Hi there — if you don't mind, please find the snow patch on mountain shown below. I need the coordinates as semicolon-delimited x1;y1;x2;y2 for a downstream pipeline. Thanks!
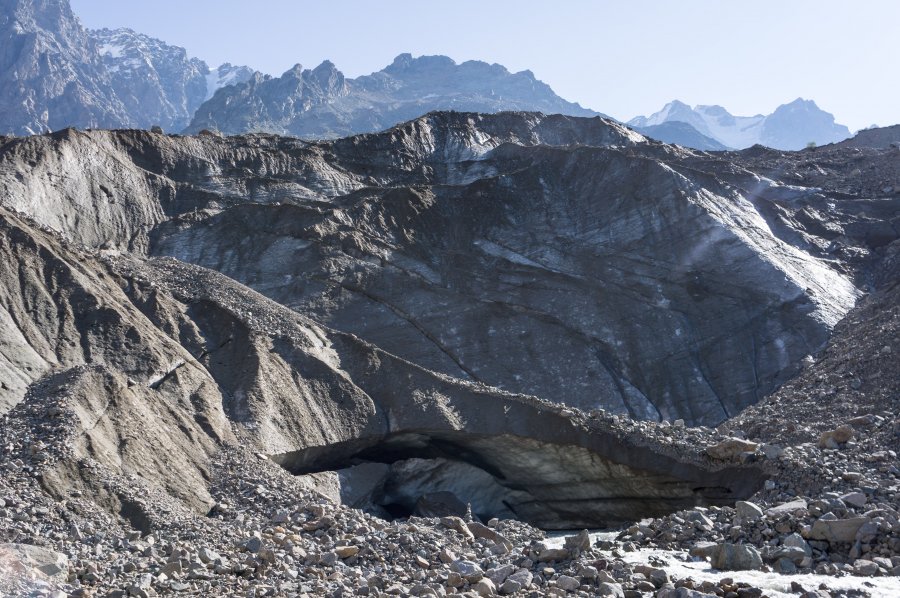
205;64;256;101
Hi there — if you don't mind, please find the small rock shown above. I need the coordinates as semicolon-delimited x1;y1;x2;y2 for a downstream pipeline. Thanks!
735;501;764;522
334;545;359;558
818;425;854;448
473;577;496;596
840;492;867;509
597;581;625;597
556;575;579;591
853;559;879;576
706;438;759;460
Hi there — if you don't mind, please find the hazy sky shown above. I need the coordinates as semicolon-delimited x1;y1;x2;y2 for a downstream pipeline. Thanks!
71;0;897;132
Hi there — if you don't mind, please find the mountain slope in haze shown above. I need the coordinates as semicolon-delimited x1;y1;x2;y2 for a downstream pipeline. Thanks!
186;54;603;138
630;99;852;150
90;28;254;131
0;0;602;139
0;0;253;134
834;124;900;149
0;0;130;134
632;120;729;150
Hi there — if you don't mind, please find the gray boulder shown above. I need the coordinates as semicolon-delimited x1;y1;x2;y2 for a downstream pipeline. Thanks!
709;543;763;571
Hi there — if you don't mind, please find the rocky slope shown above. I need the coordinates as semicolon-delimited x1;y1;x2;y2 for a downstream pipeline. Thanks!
631;121;729;151
0;201;771;596
629;99;852;151
0;114;898;597
185;54;600;138
3;114;891;426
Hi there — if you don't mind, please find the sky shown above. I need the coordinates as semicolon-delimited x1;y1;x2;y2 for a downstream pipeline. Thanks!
70;0;898;132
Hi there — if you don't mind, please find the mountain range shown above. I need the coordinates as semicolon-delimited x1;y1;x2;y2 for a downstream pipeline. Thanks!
0;0;859;150
185;54;600;138
629;99;852;150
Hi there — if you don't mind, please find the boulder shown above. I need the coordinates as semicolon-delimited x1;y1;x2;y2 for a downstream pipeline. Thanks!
450;560;484;583
840;492;867;509
563;529;591;554
689;542;718;559
441;516;475;541
467;522;513;550
783;533;812;556
0;544;68;582
709;543;763;570
473;578;496;596
808;517;869;543
537;547;570;562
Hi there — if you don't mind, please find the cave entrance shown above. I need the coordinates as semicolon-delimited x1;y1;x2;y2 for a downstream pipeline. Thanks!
336;457;520;522
269;430;766;530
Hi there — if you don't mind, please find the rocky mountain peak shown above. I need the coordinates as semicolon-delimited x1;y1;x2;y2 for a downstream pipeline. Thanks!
761;97;850;149
281;62;305;78
310;59;346;94
1;0;75;30
382;52;458;75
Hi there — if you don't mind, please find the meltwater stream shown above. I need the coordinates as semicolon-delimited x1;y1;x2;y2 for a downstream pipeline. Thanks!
546;531;900;598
